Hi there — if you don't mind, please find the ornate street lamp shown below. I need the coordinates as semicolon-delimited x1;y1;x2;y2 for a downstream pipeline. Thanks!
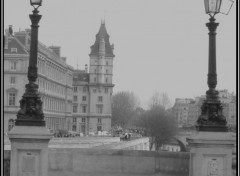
15;0;45;126
196;0;234;132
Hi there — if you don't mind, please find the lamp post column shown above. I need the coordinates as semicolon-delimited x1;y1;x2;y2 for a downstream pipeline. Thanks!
15;8;45;126
8;6;52;176
206;17;218;100
196;16;227;132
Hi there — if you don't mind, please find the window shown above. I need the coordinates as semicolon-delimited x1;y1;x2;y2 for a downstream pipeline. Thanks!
83;87;87;92
106;61;108;66
105;78;108;83
94;69;97;73
98;96;103;102
10;77;16;84
93;89;97;93
10;61;17;70
73;117;77;123
81;125;86;134
82;118;86;123
73;96;77;101
105;88;108;93
82;106;87;113
72;125;77;132
98;118;102;124
97;126;102;132
9;93;16;106
106;69;108;74
82;96;87;101
94;77;97;82
11;48;17;53
8;119;14;131
73;87;77;92
97;105;103;114
73;105;77;113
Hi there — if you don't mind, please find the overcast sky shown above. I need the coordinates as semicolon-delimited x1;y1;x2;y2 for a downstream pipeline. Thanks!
4;0;236;108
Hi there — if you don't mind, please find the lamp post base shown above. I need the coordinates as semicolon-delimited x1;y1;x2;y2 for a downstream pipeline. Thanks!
15;119;45;126
196;97;228;132
196;124;228;132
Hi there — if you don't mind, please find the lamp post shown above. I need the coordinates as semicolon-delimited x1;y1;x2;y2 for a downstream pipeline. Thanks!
196;0;234;132
15;0;45;126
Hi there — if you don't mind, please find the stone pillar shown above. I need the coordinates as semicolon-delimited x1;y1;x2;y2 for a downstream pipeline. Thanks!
187;132;235;176
8;126;52;176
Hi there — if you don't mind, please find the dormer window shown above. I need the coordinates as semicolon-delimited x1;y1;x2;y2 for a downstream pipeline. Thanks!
10;61;17;70
11;48;17;53
10;77;16;84
98;96;103;102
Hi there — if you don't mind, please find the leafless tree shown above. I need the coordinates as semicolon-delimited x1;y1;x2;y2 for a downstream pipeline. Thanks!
148;92;172;110
140;92;177;150
112;91;140;129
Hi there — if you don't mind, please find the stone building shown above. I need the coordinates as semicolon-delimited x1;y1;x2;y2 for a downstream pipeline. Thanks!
173;90;236;128
172;98;194;128
4;26;74;133
71;22;115;135
187;96;205;127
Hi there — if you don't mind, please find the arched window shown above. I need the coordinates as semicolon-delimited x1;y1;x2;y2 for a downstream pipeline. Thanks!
8;119;14;131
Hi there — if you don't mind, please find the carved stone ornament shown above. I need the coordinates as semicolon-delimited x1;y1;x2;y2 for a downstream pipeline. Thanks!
207;159;219;176
16;93;45;126
28;66;38;82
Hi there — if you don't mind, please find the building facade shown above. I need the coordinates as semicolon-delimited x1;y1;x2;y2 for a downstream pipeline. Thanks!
172;98;194;128
71;22;115;135
173;90;236;128
4;27;74;133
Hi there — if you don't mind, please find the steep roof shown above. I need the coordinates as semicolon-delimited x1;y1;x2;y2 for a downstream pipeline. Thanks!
4;35;28;55
73;70;89;83
89;22;114;57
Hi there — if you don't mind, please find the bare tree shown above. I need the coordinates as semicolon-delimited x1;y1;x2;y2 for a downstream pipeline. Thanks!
111;91;140;129
140;106;178;150
148;92;172;110
139;92;177;150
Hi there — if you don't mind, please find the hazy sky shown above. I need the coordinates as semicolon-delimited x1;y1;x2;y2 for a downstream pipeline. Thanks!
4;0;236;108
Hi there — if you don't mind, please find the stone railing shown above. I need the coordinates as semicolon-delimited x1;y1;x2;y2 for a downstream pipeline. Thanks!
4;148;236;176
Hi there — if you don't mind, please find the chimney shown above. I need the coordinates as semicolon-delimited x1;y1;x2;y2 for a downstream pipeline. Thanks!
25;28;31;35
4;29;9;49
111;44;114;50
48;46;61;57
61;57;67;62
85;64;88;73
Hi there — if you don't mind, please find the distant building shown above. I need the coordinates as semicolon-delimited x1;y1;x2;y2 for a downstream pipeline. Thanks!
222;96;236;128
187;96;205;127
172;98;194;127
173;90;236;128
160;139;181;152
71;22;115;135
4;26;74;133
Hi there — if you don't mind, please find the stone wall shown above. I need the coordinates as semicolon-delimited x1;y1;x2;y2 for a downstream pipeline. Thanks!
4;149;190;176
